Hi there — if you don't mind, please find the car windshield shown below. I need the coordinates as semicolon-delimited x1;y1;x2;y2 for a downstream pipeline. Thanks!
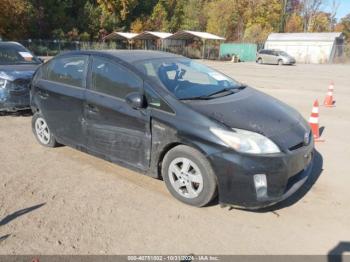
135;58;242;100
0;44;41;65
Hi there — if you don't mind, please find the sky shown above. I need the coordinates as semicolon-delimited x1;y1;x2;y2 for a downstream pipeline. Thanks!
323;0;350;20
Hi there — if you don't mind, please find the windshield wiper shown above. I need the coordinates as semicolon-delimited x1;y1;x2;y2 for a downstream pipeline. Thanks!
181;85;246;100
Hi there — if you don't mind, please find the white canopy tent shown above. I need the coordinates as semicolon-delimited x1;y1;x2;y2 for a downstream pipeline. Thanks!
133;31;173;50
167;30;225;59
102;32;139;49
133;31;173;40
103;32;139;41
167;30;225;41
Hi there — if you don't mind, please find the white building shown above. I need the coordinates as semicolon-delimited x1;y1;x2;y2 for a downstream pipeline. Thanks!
265;32;345;64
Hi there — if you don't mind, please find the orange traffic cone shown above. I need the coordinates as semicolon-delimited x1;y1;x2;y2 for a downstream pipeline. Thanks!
323;81;335;107
309;100;324;142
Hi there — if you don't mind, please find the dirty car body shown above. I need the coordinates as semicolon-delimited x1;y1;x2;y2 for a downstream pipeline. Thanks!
0;42;41;112
30;50;314;209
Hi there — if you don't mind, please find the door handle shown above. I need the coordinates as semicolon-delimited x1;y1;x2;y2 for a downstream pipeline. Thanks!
85;103;99;113
38;90;49;99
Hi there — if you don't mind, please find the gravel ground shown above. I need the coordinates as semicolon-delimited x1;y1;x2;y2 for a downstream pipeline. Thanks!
0;62;349;255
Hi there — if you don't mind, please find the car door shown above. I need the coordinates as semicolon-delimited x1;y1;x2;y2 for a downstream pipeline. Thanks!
34;55;89;147
260;50;270;64
262;50;272;64
270;51;279;64
84;55;151;171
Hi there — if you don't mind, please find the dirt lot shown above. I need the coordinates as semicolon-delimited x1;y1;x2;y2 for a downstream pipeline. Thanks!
0;62;349;255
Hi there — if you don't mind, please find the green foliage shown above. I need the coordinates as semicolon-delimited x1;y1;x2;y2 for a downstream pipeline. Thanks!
148;0;169;31
0;0;348;45
181;0;207;31
339;14;350;43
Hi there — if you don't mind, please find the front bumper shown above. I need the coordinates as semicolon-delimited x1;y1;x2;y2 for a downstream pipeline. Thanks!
208;140;314;209
0;87;30;112
283;59;296;65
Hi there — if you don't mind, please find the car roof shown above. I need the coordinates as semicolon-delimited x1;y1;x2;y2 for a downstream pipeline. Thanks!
60;50;184;64
0;41;25;48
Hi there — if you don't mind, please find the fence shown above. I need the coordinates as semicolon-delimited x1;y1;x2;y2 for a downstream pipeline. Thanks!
19;39;350;64
20;40;121;56
219;43;258;62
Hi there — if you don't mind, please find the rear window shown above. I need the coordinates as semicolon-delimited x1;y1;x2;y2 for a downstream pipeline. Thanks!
0;43;41;65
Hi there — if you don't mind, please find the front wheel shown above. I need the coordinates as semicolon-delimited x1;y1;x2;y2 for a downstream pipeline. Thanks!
162;145;217;207
32;112;58;147
278;59;283;66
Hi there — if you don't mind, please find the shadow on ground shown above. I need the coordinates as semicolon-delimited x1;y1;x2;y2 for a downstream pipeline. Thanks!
0;203;45;227
328;242;350;262
320;126;325;137
0;109;32;117
0;234;11;243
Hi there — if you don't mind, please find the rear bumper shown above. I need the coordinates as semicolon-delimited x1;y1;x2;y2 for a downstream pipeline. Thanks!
208;140;314;209
0;88;30;112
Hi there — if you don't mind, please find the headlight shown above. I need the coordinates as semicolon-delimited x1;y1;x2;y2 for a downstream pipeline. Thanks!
210;127;280;154
0;78;8;89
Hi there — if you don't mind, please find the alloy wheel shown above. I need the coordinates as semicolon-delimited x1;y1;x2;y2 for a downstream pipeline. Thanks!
35;117;51;145
168;157;204;199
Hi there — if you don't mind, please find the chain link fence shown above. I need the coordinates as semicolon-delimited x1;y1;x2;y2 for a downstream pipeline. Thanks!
20;40;122;57
19;39;350;64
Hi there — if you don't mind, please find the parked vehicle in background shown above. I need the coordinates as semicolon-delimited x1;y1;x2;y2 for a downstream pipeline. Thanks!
30;50;313;209
0;42;42;112
256;49;296;65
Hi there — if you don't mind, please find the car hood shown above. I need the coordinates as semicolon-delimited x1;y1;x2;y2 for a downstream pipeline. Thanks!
0;64;39;81
184;87;310;151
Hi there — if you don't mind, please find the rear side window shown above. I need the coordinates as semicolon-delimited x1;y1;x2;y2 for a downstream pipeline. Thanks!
91;56;142;99
46;56;88;88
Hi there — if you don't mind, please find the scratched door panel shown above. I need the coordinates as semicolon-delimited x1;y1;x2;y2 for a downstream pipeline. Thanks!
84;90;151;170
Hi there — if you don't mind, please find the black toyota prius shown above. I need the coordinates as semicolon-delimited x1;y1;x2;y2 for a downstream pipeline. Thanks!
30;50;314;209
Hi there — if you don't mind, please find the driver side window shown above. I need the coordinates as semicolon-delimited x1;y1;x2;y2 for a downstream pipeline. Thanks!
91;56;142;99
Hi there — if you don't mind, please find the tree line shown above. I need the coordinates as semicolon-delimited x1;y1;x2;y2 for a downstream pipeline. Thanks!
0;0;349;43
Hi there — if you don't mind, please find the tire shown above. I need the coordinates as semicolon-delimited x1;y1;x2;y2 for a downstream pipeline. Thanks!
257;58;263;64
278;59;283;66
32;112;58;147
162;145;217;207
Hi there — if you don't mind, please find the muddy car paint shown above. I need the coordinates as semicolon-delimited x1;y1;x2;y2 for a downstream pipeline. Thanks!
31;50;314;209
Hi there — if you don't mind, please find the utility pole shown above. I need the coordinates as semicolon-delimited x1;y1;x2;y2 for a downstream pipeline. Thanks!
280;0;288;32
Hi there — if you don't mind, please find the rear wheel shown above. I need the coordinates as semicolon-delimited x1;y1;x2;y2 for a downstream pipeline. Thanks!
257;58;263;64
32;112;58;147
278;59;283;66
162;145;217;207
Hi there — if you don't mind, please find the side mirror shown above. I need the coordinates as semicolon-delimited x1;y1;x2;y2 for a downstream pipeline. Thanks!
125;92;145;110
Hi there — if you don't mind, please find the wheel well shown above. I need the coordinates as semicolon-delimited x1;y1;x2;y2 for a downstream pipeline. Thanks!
157;142;182;179
156;142;210;180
